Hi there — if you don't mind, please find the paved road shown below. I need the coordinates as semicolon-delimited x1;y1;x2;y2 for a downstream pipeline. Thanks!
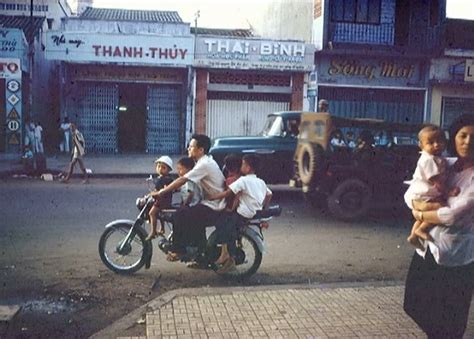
0;178;415;337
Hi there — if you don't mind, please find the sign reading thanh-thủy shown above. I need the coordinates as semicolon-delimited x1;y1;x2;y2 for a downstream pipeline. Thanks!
45;32;194;66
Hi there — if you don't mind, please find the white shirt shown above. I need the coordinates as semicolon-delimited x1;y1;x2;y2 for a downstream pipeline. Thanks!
34;125;43;140
61;122;71;133
404;151;447;201
330;138;346;147
229;174;272;219
404;158;474;266
179;180;202;207
184;155;225;211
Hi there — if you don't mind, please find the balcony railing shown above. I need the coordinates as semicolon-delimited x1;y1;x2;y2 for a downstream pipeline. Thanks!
329;22;394;46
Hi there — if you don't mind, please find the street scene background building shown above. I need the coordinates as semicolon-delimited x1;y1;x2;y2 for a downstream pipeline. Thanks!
0;0;473;154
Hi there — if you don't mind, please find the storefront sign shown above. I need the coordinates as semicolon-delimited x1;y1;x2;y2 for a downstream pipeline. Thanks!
318;57;424;87
465;59;474;82
46;32;194;66
195;37;314;71
69;64;185;83
0;29;29;71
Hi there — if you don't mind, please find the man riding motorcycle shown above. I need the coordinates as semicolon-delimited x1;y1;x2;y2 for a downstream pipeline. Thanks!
154;134;226;262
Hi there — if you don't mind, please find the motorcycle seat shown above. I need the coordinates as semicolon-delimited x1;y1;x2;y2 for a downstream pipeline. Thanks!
252;205;282;219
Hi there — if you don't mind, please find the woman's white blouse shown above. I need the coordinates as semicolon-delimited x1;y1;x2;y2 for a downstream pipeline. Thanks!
404;158;474;266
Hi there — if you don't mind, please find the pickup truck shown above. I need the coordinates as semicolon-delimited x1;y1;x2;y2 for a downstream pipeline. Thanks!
209;111;302;184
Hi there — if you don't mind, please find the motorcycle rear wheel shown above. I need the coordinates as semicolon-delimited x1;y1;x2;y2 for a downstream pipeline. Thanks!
98;223;149;274
211;233;262;280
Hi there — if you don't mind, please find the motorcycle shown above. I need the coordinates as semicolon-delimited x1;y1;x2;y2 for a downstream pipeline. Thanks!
98;180;281;279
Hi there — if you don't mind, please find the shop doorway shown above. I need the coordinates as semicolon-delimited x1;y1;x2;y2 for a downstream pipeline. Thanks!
118;83;147;152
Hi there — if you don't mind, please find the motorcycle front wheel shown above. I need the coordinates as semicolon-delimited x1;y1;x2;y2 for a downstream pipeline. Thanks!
210;233;262;280
98;223;149;274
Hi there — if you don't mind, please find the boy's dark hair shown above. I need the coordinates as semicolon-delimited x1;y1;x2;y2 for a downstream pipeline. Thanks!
224;154;242;173
177;156;195;170
191;134;211;154
242;154;260;172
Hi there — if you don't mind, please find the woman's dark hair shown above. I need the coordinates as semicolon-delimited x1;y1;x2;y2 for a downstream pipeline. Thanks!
191;134;211;154
224;154;242;173
448;114;474;156
177;156;195;170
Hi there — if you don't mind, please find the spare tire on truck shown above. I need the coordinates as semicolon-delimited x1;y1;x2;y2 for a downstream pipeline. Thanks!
327;178;371;221
297;143;323;186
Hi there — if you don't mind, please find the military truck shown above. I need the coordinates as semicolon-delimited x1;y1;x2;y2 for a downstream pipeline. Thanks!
290;112;423;220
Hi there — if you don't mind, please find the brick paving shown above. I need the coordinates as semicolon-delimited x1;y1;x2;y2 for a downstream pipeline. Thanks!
144;286;422;338
114;284;474;339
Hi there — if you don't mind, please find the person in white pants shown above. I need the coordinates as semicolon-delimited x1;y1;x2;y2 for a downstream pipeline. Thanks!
59;117;71;153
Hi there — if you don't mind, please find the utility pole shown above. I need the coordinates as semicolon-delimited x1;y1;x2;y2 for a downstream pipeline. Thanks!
190;10;200;134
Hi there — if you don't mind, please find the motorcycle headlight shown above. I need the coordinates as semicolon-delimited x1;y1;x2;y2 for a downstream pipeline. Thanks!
136;197;146;210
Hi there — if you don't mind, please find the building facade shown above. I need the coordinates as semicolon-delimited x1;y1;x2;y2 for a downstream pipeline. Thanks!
429;19;474;127
46;7;194;154
309;0;444;124
193;29;314;139
43;8;313;154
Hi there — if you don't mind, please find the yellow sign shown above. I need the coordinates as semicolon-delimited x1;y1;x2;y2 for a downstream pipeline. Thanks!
465;59;474;82
8;133;20;145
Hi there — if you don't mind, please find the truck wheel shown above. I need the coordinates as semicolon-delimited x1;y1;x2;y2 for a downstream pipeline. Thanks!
327;179;371;221
297;143;322;185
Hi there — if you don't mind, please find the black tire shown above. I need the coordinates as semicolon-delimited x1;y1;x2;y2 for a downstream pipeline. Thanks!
98;223;149;274
297;143;322;186
327;179;371;221
212;233;262;280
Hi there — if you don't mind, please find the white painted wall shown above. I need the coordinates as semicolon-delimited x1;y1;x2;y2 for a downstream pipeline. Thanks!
250;0;313;42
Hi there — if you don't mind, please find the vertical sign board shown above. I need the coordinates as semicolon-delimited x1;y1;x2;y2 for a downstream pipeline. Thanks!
0;58;22;153
465;59;474;82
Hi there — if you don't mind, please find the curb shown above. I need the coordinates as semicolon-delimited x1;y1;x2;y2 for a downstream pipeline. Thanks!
90;280;404;339
0;170;151;180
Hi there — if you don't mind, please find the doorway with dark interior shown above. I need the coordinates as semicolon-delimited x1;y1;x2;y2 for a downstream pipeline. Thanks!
118;83;147;153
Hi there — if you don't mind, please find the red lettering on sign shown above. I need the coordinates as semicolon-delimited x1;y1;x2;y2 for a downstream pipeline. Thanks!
89;45;188;60
0;62;19;73
113;46;122;57
134;47;143;58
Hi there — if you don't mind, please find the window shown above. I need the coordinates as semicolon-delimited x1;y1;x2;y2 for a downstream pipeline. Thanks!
331;0;381;24
6;3;15;10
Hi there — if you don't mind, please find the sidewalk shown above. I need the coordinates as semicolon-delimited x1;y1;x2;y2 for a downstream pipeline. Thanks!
92;281;474;339
0;153;180;179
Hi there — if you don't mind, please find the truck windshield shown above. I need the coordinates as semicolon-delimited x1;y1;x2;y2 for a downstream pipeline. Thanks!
260;116;283;137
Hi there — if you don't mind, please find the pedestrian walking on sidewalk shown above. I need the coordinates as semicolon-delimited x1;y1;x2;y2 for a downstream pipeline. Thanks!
60;123;89;184
34;121;44;153
403;114;474;338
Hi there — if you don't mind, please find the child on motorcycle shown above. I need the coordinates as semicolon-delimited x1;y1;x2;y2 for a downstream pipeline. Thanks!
146;156;174;241
223;154;242;208
176;157;202;207
208;154;272;273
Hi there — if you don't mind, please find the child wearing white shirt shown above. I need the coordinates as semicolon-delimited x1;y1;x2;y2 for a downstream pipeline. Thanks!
208;154;272;273
405;125;459;249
